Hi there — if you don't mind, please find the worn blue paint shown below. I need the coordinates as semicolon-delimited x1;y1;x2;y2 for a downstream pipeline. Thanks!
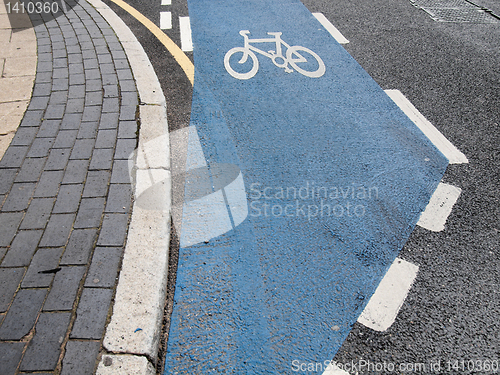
164;0;449;373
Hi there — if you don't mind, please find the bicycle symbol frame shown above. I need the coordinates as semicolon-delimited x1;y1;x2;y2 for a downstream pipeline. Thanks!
224;30;326;80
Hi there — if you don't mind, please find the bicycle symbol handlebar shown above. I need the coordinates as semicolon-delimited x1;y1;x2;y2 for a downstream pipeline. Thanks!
224;30;326;80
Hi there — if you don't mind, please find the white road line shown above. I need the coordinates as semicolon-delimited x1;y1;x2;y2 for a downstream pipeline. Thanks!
417;182;462;232
161;0;171;5
313;13;349;44
179;16;193;52
385;89;469;164
160;11;172;30
357;257;419;332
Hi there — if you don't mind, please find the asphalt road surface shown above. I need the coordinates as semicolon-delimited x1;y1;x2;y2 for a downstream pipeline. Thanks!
102;0;500;373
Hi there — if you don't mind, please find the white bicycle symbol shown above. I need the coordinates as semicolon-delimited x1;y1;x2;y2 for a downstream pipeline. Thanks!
224;30;326;80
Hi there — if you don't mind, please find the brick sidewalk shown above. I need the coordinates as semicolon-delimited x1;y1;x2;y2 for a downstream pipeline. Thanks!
0;0;139;373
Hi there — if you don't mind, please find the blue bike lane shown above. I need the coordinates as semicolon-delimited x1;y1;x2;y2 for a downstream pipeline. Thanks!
164;0;449;373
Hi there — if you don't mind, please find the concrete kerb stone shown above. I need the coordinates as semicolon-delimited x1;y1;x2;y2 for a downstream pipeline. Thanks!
86;0;171;372
96;354;156;375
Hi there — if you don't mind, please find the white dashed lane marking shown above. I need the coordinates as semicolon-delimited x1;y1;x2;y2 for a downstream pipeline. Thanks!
179;16;193;52
160;11;172;30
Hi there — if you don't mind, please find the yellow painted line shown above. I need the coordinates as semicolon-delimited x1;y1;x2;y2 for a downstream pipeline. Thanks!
109;0;195;85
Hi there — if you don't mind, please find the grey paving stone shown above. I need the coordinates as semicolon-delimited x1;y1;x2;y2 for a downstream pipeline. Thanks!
0;268;25;312
82;170;110;197
0;342;26;375
83;58;98;69
68;84;85;99
0;289;47;340
101;73;117;86
9;127;38;146
85;91;103;106
37;60;52;72
53;129;78;148
119;105;136;122
15;158;46;182
99;112;119;130
97;213;128;247
60;228;97;265
74;198;105;229
49;90;69;104
37;119;61;138
62;159;89;184
52;78;69;91
82;106;101;122
66;98;85;113
116;69;133;82
68;54;83;65
101;97;119;114
0;146;29;168
111;49;127;59
0;212;24;246
53;57;68;68
44;104;66;120
70;73;86;86
60;340;100;375
43;266;86;311
45;148;71;171
21;247;64;288
1;183;36;212
110;160;130;184
20;110;44;127
61;113;83;130
105;184;132;213
70;288;113;339
20;312;72;372
117;120;138;139
35;71;53;83
34;170;63;198
113;59;130;71
77;121;99;139
69;63;84;77
103;84;118;98
121;92;139;107
27;138;54;157
97;53;112;64
85;247;122;288
88;148;113;173
32;83;52;97
0;248;5;262
0;169;17;194
53;68;69;79
1;230;43;267
99;63;115;75
85;68;101;80
94;129;117;149
85;78;102;92
28;95;50;110
69;139;94;160
52;184;83;214
19;198;54;230
39;214;75;247
114;139;136;160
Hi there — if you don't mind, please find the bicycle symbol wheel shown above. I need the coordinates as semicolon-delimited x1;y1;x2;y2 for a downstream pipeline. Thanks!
224;47;259;80
286;46;325;78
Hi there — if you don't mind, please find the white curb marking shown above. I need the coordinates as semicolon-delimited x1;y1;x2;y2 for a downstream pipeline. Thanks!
417;182;462;232
179;16;193;52
313;13;349;44
358;257;419;332
385;89;468;164
161;0;171;5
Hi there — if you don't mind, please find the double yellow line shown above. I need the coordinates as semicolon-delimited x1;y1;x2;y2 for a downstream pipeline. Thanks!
109;0;194;85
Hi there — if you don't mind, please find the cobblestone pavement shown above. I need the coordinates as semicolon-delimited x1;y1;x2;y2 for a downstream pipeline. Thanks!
0;0;139;373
